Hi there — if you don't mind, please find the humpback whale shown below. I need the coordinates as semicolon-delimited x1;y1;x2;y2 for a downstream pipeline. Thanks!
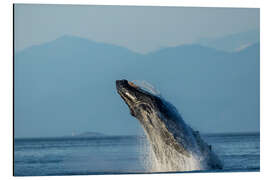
116;79;222;172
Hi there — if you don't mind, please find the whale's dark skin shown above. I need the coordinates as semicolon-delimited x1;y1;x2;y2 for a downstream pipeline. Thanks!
116;79;222;171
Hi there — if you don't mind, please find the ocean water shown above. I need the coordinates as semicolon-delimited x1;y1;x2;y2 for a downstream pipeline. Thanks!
14;133;260;176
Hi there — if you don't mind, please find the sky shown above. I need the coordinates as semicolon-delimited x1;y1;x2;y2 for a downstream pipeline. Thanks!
14;4;260;138
14;4;259;53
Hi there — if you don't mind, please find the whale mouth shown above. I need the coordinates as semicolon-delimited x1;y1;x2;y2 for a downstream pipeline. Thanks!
116;79;142;94
116;79;160;116
116;80;156;97
116;79;157;107
116;80;143;116
116;80;137;98
116;80;135;102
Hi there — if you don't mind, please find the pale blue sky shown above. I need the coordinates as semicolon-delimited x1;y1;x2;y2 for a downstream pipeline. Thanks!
14;4;259;53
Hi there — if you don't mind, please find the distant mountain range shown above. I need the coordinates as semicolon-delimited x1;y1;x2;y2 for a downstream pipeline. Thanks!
197;29;259;52
14;35;260;137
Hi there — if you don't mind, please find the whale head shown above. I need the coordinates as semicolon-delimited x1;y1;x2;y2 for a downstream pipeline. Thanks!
116;79;161;117
116;79;192;157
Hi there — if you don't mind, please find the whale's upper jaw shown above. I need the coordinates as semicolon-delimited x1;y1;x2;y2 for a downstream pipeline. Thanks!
116;79;159;117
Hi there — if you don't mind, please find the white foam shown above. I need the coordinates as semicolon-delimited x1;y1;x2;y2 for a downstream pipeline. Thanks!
132;80;161;97
144;133;202;172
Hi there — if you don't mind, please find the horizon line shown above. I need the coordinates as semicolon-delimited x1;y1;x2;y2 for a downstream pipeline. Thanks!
14;131;260;140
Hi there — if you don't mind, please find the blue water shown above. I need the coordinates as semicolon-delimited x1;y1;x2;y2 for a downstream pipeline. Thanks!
14;133;260;176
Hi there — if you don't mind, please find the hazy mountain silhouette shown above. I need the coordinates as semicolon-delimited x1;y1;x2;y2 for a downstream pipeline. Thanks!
197;29;259;52
14;35;259;137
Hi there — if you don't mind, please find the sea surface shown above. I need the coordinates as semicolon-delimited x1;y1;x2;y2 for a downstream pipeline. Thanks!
14;133;260;176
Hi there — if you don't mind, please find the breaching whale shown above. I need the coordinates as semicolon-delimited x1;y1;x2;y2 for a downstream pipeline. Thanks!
116;79;223;172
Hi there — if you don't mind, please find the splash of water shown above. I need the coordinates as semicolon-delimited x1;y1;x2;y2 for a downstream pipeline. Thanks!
137;130;203;172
